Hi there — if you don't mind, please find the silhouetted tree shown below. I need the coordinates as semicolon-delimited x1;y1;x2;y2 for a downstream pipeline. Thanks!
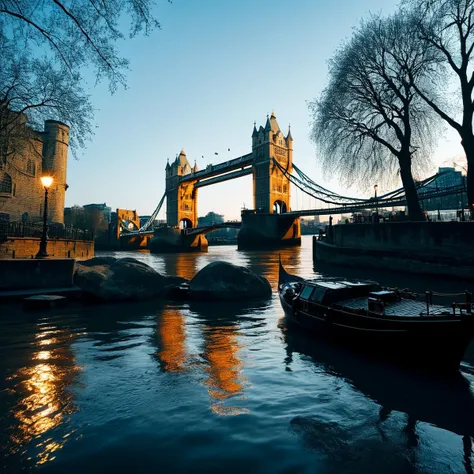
310;13;440;221
0;0;167;155
403;0;474;211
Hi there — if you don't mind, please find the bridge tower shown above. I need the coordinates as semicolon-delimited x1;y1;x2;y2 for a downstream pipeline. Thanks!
252;112;293;213
165;149;199;228
238;112;300;249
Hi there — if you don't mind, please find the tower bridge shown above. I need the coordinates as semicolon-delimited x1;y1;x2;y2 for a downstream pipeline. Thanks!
118;111;467;253
147;112;300;252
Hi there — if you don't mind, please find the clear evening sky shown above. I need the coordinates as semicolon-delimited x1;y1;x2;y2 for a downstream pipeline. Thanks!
65;0;465;220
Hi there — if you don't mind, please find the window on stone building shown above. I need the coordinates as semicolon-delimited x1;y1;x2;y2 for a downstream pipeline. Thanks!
26;159;36;175
0;171;12;194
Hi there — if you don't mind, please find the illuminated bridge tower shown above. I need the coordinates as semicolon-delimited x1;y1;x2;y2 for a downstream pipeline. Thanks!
252;112;293;214
238;112;301;249
165;149;199;229
155;150;207;252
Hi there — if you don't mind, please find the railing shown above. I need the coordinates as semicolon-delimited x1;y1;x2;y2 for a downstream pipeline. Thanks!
0;221;94;241
425;291;472;316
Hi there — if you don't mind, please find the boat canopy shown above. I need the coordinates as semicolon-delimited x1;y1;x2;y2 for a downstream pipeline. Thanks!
299;280;379;305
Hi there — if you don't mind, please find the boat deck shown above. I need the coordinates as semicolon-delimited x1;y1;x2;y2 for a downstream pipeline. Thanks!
340;297;451;317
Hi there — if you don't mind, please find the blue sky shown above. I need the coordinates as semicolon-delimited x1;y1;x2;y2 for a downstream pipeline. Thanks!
65;0;464;220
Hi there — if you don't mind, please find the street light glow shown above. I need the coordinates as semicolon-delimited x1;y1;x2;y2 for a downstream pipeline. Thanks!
40;176;53;188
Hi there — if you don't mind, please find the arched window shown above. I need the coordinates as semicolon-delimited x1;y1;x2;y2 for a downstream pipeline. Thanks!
26;159;36;175
0;171;12;194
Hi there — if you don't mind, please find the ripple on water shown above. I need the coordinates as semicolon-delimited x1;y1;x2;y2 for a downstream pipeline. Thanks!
1;237;474;473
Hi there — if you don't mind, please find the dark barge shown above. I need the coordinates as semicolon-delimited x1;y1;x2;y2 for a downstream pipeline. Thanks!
278;260;474;372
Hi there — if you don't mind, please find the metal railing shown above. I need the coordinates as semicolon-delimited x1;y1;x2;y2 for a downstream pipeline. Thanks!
0;221;94;241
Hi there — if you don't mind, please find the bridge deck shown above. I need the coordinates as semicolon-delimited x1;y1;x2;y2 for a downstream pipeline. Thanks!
180;153;253;183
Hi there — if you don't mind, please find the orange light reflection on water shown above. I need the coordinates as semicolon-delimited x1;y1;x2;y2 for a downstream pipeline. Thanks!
202;325;249;416
157;308;187;373
6;324;80;467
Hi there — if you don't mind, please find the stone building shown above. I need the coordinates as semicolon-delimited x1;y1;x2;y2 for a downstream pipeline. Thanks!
0;119;69;224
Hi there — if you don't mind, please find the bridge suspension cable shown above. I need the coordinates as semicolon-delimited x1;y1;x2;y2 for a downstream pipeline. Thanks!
273;159;454;207
121;191;166;235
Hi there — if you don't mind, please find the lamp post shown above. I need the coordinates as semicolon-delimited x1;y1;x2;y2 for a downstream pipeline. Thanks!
374;184;378;222
36;176;53;259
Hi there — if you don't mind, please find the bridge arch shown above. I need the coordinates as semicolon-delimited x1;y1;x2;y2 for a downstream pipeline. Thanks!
273;200;287;214
179;218;193;229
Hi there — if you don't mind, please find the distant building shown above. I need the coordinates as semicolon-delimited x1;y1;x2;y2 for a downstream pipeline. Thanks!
300;217;324;235
64;202;111;231
198;212;225;227
83;203;112;223
421;167;468;211
198;211;238;241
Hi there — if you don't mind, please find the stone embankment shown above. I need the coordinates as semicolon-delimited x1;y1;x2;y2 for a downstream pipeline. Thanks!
74;257;271;302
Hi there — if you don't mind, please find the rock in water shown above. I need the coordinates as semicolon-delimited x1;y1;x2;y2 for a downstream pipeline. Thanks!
189;261;272;301
74;257;186;301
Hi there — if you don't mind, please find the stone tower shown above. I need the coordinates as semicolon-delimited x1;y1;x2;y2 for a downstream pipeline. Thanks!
252;112;293;214
165;149;198;228
42;120;70;223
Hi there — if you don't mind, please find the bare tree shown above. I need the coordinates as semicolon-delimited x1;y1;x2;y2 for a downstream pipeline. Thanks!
403;0;474;212
310;13;441;221
1;49;93;159
0;0;167;156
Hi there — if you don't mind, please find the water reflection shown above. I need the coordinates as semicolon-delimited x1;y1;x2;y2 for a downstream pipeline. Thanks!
162;252;199;281
3;320;81;468
282;320;474;472
191;302;259;416
156;307;187;373
200;318;246;415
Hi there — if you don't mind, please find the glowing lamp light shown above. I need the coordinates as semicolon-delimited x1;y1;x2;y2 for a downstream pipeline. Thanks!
40;176;53;188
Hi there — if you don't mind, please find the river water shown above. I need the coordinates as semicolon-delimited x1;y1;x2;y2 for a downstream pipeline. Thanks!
2;235;474;473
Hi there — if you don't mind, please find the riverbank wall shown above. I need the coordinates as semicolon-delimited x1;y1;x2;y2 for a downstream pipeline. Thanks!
0;258;75;291
0;237;94;260
313;222;474;279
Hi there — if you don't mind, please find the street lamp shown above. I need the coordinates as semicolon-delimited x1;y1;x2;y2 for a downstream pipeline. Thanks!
374;184;378;222
36;176;53;259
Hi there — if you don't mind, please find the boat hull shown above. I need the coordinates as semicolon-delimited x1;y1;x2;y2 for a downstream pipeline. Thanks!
279;293;474;372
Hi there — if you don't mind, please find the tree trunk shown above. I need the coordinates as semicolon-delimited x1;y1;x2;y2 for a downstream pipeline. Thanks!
398;155;425;221
461;134;474;217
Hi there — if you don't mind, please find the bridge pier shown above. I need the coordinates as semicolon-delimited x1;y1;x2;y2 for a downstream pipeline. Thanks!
237;212;301;250
149;227;208;253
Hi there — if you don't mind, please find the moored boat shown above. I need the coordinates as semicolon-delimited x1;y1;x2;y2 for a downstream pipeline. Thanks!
278;259;474;372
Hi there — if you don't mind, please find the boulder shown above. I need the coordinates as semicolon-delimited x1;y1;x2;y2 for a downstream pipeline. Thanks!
189;261;272;301
74;257;187;301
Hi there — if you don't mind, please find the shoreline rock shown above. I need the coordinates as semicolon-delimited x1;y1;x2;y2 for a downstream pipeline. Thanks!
189;261;272;301
74;257;187;301
72;257;272;304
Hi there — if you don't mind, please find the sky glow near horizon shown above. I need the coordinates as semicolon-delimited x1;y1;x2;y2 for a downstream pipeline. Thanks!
65;0;466;220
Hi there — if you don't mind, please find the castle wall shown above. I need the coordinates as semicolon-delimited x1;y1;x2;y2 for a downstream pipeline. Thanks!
0;120;69;224
42;121;69;223
0;137;44;222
